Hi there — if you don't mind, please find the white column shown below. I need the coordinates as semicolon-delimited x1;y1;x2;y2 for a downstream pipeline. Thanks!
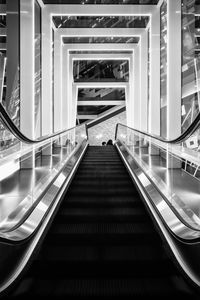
42;7;52;136
167;0;182;140
125;84;131;126
20;0;36;168
68;53;74;128
72;84;78;128
54;31;62;132
140;31;148;132
20;0;34;139
167;0;182;168
62;44;68;131
149;9;160;136
133;44;140;130
63;48;74;130
127;54;134;127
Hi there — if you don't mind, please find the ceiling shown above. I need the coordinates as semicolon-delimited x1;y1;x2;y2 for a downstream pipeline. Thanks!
53;16;149;28
62;37;139;44
74;60;129;81
78;88;125;100
43;0;159;5
77;87;125;123
70;51;132;54
46;0;155;122
78;105;114;115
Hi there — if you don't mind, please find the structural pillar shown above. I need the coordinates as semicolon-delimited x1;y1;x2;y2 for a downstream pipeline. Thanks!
149;8;160;136
42;6;52;136
167;0;182;168
133;44;140;130
54;31;62;132
167;0;182;140
140;30;148;132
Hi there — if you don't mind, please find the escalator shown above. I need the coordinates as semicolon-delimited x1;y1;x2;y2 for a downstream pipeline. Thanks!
8;146;198;298
1;102;200;297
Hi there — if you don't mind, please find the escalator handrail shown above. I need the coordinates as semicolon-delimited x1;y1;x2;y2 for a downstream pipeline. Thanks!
0;103;88;144
115;113;200;144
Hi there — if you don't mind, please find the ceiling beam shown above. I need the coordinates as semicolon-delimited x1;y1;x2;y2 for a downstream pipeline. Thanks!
77;100;125;106
71;53;132;60
73;82;129;89
77;115;97;119
47;5;156;16
65;43;137;51
59;28;145;37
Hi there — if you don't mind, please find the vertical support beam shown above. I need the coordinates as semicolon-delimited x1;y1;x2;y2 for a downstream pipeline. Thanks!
127;54;134;127
140;31;148;132
167;0;181;140
7;0;19;118
62;42;68;131
149;9;160;136
54;31;62;132
72;84;78;128
20;0;34;138
0;56;6;103
133;44;140;130
125;85;131;126
68;55;74;128
42;7;52;135
166;0;182;168
7;0;19;107
63;45;75;131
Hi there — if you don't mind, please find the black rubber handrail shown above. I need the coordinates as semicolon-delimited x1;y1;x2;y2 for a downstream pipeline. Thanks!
0;103;88;144
115;112;200;144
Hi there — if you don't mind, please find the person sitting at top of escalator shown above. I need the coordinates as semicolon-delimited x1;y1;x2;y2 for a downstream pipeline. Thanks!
106;139;113;146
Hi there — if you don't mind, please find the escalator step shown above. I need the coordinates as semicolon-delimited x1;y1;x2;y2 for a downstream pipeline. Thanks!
13;277;191;298
58;207;145;215
28;259;175;278
62;197;142;208
66;188;137;197
46;222;156;236
68;181;135;190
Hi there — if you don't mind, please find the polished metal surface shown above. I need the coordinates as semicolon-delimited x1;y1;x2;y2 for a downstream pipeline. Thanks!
130;147;200;230
0;147;71;230
138;153;200;220
0;122;88;234
0;140;88;241
0;140;88;294
115;141;200;288
115;140;200;240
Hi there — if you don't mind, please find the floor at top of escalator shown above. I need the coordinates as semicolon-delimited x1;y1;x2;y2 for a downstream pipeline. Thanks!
7;146;200;299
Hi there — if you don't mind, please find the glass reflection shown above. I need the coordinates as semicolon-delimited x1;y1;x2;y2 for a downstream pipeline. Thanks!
35;0;42;138
160;0;167;138
73;60;129;82
116;123;200;230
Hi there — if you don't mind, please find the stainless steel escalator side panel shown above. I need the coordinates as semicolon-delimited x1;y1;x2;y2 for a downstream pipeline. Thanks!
0;140;88;294
115;140;200;241
115;140;200;289
0;140;88;242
